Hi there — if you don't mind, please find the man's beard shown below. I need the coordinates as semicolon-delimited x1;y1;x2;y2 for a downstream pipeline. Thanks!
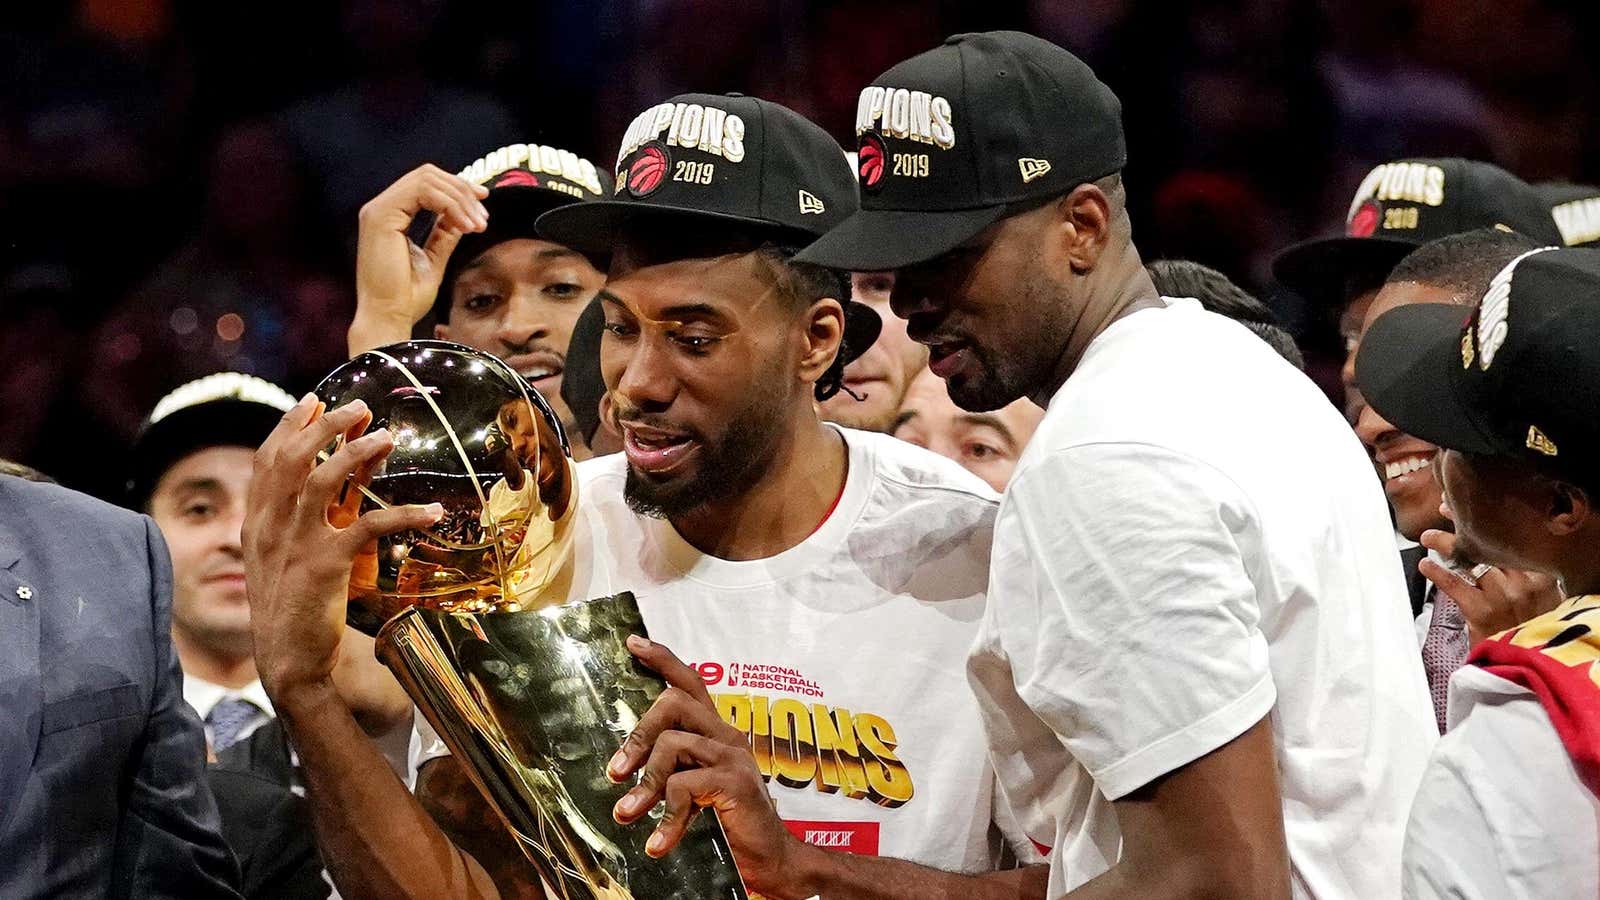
945;340;1034;412
622;374;788;520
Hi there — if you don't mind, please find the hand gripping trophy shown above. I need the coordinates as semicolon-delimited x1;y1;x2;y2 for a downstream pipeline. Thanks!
318;340;747;899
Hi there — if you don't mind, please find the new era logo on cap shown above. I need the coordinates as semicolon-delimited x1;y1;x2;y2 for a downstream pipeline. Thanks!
799;190;825;214
1019;158;1052;183
1357;246;1600;482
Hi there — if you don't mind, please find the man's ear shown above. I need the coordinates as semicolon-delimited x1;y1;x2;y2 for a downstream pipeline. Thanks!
1052;183;1113;275
434;322;452;341
798;298;846;386
1549;479;1592;537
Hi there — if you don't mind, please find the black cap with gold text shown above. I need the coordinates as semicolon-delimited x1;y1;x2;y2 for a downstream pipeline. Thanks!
798;31;1126;272
1357;246;1600;479
1273;158;1564;305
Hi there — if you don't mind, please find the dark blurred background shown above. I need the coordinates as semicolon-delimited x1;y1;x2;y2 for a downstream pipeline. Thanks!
5;0;1598;496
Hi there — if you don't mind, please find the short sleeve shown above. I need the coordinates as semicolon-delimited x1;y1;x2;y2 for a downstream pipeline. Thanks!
986;443;1275;799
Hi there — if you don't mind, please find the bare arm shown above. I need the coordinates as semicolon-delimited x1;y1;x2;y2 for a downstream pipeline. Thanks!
788;852;1047;900
243;393;540;899
1060;717;1290;900
274;682;507;899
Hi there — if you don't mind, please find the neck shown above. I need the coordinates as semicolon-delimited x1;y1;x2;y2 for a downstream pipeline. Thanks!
669;415;846;561
171;626;259;690
1029;244;1163;407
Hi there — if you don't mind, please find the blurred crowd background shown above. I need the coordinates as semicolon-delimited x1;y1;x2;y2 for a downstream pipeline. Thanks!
5;0;1599;497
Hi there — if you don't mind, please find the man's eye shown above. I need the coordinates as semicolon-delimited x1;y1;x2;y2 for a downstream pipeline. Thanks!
463;293;500;312
965;442;1001;461
546;282;582;299
183;502;215;519
672;334;720;351
603;321;636;337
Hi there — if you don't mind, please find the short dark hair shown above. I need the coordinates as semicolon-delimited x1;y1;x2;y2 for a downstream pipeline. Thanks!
1146;259;1305;369
1387;229;1547;300
750;244;853;400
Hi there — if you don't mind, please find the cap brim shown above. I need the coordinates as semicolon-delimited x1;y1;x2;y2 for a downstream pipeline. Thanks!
1271;236;1417;304
1355;303;1500;456
127;400;290;504
537;201;815;257
841;301;882;367
795;204;1008;271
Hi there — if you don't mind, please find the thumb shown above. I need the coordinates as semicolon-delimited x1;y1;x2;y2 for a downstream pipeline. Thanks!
422;225;465;276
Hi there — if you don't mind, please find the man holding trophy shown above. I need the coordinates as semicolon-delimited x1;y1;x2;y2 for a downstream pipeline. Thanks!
244;92;1042;899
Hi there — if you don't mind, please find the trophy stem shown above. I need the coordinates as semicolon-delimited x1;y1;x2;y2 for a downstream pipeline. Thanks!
377;598;748;900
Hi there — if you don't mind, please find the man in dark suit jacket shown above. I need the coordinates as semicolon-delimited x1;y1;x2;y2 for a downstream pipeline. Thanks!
0;473;241;898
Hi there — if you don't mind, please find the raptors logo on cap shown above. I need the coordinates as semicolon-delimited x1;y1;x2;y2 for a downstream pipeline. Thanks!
858;133;887;194
1347;201;1381;238
490;169;541;189
625;142;669;198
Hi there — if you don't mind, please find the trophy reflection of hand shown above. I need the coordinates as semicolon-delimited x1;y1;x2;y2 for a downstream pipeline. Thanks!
244;394;444;699
608;636;806;896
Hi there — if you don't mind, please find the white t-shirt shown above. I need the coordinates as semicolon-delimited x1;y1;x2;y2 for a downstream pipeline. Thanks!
1403;665;1599;899
967;298;1438;898
415;427;1036;871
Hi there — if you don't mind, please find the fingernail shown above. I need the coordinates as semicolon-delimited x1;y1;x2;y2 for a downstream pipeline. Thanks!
299;392;316;406
425;503;444;521
627;634;650;651
645;830;666;856
366;428;391;443
607;749;628;776
617;791;645;816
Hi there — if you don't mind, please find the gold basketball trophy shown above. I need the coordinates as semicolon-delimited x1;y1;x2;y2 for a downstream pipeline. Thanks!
319;340;747;899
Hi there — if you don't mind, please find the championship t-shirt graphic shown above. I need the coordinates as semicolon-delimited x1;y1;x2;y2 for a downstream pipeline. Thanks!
411;427;1037;871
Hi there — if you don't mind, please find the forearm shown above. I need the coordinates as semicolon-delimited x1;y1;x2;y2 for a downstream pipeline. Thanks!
348;310;421;358
273;681;501;900
790;845;1047;900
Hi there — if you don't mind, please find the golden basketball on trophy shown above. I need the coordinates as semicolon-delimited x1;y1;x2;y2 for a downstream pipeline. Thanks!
317;340;747;899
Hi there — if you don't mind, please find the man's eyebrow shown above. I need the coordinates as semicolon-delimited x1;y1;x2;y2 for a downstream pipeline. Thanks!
959;413;1016;444
535;247;584;261
164;477;224;498
891;410;918;433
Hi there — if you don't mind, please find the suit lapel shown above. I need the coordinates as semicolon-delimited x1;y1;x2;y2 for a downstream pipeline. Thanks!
0;540;42;837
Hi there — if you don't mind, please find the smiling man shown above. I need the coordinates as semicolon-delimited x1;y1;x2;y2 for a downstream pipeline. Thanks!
245;93;1043;900
1346;230;1565;731
347;143;610;448
1356;246;1600;899
801;31;1436;899
129;372;300;752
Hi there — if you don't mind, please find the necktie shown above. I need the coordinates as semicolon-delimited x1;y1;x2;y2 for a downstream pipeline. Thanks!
206;697;264;752
1420;587;1470;733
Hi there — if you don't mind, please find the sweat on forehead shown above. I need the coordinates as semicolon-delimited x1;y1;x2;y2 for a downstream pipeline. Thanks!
1387;228;1546;296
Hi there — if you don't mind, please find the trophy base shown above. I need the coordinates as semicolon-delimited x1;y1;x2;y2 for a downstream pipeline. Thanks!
379;592;749;900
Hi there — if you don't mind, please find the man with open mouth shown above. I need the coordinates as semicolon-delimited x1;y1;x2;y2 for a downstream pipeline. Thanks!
346;142;611;454
1345;229;1565;733
244;91;1044;899
800;31;1437;900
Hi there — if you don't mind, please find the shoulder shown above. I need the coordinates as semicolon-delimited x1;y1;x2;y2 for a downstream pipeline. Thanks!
576;453;628;496
0;475;151;553
842;426;999;509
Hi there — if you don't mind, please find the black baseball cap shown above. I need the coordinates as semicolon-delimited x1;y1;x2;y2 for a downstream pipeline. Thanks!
797;31;1126;272
127;372;298;507
1356;246;1600;480
537;92;881;369
433;142;611;322
1540;182;1600;248
1273;158;1565;306
560;295;606;446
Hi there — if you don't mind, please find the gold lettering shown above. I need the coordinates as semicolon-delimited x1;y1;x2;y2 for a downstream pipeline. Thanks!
811;705;870;799
855;712;914;808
